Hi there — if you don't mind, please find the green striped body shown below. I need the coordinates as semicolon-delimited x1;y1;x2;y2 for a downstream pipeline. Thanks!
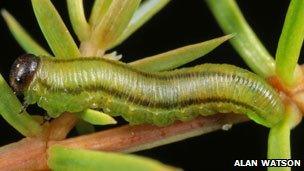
25;57;284;127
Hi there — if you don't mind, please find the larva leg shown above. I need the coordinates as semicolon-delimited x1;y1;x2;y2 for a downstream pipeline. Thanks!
19;101;29;114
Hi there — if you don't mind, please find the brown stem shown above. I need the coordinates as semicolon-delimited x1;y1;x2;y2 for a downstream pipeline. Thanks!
0;114;248;170
0;138;47;171
46;113;79;141
51;114;248;152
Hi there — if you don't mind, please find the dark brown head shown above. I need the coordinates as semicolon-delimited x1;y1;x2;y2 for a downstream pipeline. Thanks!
9;54;40;93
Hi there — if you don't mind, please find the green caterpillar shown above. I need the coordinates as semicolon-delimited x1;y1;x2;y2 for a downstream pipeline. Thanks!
10;54;284;127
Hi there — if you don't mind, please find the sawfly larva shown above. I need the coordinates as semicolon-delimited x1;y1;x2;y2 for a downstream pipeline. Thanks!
10;54;284;127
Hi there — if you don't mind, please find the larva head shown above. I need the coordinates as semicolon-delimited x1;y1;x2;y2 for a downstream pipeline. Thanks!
9;54;40;93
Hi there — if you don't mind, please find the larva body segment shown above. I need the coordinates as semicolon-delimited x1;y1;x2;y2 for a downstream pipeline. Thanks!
12;55;284;127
